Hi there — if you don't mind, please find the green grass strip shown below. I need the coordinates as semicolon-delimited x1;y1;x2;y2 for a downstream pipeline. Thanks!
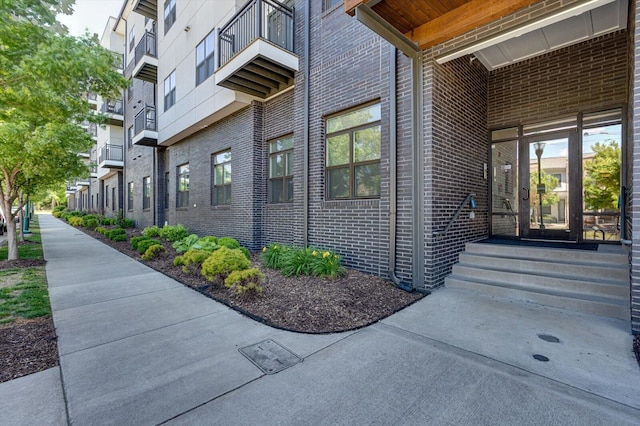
0;267;50;324
0;215;43;260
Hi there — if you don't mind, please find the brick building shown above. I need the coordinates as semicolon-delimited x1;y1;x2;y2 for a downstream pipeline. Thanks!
69;0;640;333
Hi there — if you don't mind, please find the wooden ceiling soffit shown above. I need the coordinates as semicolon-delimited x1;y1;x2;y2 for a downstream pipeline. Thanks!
345;0;541;50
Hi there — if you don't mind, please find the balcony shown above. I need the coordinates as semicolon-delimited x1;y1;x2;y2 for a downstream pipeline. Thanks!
101;99;124;126
132;105;158;147
81;121;98;140
215;0;298;99
65;184;77;195
132;0;157;20
129;31;157;83
89;163;98;178
86;92;98;110
98;144;124;169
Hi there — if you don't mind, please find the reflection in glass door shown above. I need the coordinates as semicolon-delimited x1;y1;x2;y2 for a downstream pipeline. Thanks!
582;124;622;241
525;134;570;239
491;140;519;237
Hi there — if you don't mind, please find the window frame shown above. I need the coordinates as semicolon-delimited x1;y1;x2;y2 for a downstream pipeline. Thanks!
211;150;232;206
323;0;342;12
164;0;176;34
142;176;151;210
325;102;382;200
164;70;176;111
196;30;216;86
129;26;135;52
176;163;190;208
127;182;134;211
164;172;170;209
105;185;109;207
268;135;294;204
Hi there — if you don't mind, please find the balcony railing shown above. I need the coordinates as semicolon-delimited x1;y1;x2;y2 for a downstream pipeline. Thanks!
99;144;124;164
87;123;98;138
134;30;157;66
134;105;157;135
218;0;294;68
101;99;124;116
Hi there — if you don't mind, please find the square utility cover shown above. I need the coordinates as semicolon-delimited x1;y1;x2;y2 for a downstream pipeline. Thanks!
239;339;302;375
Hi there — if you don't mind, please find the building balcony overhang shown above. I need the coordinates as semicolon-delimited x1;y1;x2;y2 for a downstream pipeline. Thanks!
216;0;297;99
75;180;90;187
132;55;158;83
133;130;159;147
128;31;158;83
98;144;124;169
215;40;297;99
101;100;124;126
132;0;157;20
133;104;158;146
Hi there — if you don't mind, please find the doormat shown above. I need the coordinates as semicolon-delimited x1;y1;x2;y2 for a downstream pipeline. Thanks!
239;339;302;375
478;238;598;251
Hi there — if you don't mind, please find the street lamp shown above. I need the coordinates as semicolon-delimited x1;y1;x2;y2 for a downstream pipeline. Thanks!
534;142;546;230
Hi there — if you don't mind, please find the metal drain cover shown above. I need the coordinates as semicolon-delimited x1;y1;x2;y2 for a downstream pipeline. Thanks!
537;334;560;343
533;354;550;362
239;339;302;375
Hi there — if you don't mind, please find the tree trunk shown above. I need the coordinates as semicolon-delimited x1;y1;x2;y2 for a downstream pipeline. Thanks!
18;195;25;244
5;215;18;260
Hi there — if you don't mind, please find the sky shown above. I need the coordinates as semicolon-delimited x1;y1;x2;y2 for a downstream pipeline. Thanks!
57;0;124;37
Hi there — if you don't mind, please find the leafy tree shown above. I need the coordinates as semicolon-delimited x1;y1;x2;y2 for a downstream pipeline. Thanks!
529;170;560;207
583;141;620;211
0;0;128;259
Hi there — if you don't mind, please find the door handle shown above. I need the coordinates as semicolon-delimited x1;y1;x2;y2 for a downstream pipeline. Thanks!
522;187;529;201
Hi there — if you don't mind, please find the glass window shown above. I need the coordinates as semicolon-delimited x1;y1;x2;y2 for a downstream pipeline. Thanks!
127;182;134;211
164;70;176;111
127;126;133;149
177;163;189;208
164;0;176;33
269;135;293;203
105;185;109;207
323;0;342;11
143;176;151;210
164;172;170;209
212;151;231;205
326;103;381;199
196;31;216;86
129;26;135;52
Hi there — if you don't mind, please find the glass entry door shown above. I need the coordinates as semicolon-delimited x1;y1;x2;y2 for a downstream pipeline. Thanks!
521;131;577;240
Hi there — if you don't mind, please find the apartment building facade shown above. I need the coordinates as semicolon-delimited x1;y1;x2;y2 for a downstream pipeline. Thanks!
66;0;639;332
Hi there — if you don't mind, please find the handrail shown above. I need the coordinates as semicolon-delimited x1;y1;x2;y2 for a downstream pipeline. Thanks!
434;193;475;237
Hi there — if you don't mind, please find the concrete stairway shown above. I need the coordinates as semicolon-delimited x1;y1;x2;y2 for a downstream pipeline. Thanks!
445;242;630;320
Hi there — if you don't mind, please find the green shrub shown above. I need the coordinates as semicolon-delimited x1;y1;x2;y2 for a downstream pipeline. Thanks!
95;226;107;235
224;268;264;296
179;249;212;273
217;236;240;249
81;215;97;226
142;244;166;261
173;255;185;267
83;218;99;230
131;236;149;250
53;205;66;212
280;246;316;277
160;224;189;242
137;239;163;255
106;228;127;240
201;246;250;281
68;216;83;227
239;246;251;260
192;236;219;252
142;225;162;238
172;234;199;253
310;250;345;278
111;233;127;242
100;217;115;226
68;211;84;217
121;218;135;228
261;243;290;269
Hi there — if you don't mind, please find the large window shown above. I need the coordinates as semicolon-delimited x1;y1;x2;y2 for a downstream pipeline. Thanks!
127;125;133;149
127;182;134;211
129;26;135;51
323;0;342;11
177;163;189;208
164;0;176;33
164;70;176;111
269;135;293;203
196;31;215;86
143;176;151;210
326;102;381;199
212;151;231;205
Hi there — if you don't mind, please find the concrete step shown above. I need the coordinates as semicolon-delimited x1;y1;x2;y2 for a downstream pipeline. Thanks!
446;276;630;321
464;242;628;267
458;252;628;282
451;264;628;299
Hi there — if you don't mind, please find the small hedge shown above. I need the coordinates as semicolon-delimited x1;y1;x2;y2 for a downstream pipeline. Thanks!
68;216;83;227
159;224;189;242
201;246;250;281
142;244;166;261
137;238;163;255
106;228;127;241
142;225;162;238
224;268;264;296
174;248;212;273
131;236;149;251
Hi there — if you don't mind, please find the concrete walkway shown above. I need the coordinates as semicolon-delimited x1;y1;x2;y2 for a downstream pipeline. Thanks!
1;214;639;425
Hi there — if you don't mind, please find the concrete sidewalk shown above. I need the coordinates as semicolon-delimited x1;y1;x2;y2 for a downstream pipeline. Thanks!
2;214;639;425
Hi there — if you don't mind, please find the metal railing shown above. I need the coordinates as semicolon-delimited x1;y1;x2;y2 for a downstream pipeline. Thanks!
99;144;124;163
134;30;157;66
218;0;294;68
434;193;476;237
101;99;124;115
87;123;98;138
134;104;157;135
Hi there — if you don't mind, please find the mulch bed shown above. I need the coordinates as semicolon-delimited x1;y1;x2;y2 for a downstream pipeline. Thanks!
0;317;58;383
82;226;425;334
0;259;47;270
